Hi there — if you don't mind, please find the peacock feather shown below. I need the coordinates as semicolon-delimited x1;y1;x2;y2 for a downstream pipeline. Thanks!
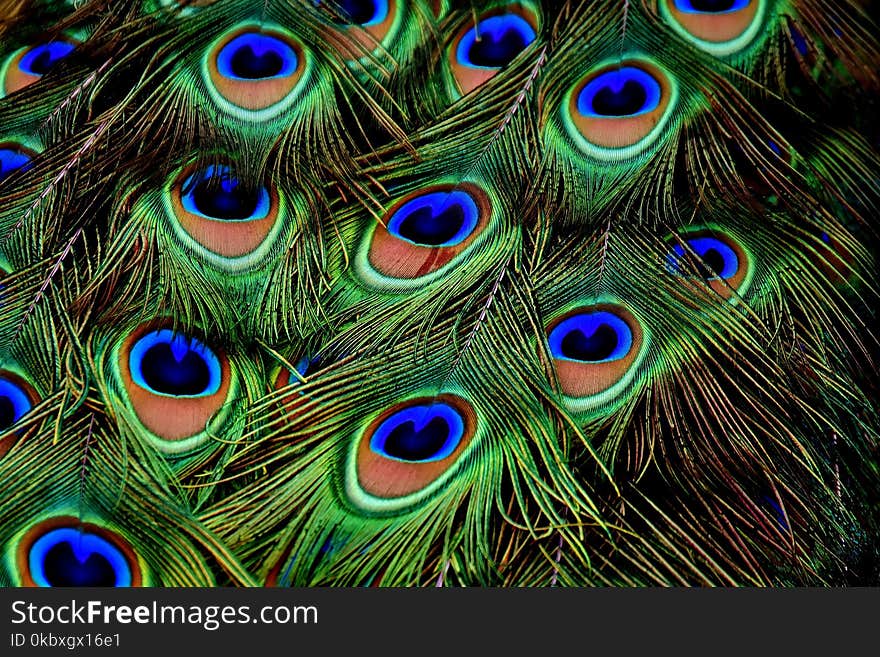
0;0;878;588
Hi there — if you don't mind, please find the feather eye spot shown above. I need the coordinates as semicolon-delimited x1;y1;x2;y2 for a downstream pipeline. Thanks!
661;0;764;55
274;354;322;393
327;0;389;26
272;353;324;415
0;381;31;431
180;166;270;222
348;395;478;507
0;373;35;434
17;518;142;587
119;325;232;445
677;0;747;12
216;33;298;81
31;529;130;587
293;355;322;378
318;0;401;57
18;42;76;75
666;232;750;297
549;312;633;363
547;306;645;403
449;9;538;94
168;164;281;261
3;39;77;95
0;143;37;182
0;371;38;457
458;15;535;68
129;330;221;398
577;67;661;118
362;183;492;285
761;494;790;532
369;403;464;462
205;27;308;116
668;237;738;279
565;59;676;159
789;25;809;56
389;189;479;246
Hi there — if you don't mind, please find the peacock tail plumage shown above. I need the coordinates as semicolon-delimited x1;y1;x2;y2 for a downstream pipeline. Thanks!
0;0;878;587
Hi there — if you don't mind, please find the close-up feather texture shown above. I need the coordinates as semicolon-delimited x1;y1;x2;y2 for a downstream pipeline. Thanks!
0;0;878;587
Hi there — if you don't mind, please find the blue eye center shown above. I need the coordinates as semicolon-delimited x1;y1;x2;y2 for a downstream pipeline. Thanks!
0;147;33;181
698;247;726;275
129;330;222;397
0;377;32;431
230;45;283;78
668;236;739;280
384;417;449;460
388;190;480;247
674;0;749;13
789;26;808;56
561;323;618;361
577;67;662;118
335;0;384;24
142;344;209;395
370;403;464;463
190;178;256;219
593;80;645;115
761;495;790;532
181;165;271;221
549;312;634;363
216;33;298;81
294;355;322;377
18;41;76;76
459;15;536;69
398;205;464;244
0;396;15;430
29;528;131;587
